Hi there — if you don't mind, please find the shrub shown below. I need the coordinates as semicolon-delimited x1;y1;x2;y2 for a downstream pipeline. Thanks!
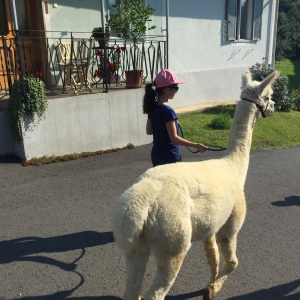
210;113;232;129
248;58;291;111
289;87;300;111
7;76;47;141
272;76;293;111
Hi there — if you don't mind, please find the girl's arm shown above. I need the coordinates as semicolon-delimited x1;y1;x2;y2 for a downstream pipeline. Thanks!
166;120;207;153
146;118;153;135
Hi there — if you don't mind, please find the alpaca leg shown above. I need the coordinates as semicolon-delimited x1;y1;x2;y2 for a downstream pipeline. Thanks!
144;251;187;300
203;196;246;300
203;235;220;283
123;249;150;300
203;234;238;300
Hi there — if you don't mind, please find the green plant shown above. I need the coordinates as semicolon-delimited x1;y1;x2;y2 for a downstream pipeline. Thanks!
249;58;292;111
289;87;300;111
275;0;300;61
178;105;300;151
91;27;110;40
105;0;156;42
210;113;232;129
275;58;300;90
7;76;48;142
93;47;123;80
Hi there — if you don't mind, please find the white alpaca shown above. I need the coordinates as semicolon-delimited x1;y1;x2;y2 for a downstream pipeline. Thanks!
112;70;280;300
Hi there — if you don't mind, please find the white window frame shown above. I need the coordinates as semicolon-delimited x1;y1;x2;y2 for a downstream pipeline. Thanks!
226;0;263;42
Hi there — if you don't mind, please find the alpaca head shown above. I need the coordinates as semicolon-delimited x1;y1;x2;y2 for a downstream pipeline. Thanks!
241;70;280;117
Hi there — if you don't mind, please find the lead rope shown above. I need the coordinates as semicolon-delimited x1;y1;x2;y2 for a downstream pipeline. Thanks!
178;123;226;153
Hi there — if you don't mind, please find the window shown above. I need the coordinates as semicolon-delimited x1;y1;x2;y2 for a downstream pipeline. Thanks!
106;0;121;15
0;0;8;34
15;0;29;36
226;0;263;41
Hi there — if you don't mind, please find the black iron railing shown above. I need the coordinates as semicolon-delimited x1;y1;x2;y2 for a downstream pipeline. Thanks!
0;31;168;99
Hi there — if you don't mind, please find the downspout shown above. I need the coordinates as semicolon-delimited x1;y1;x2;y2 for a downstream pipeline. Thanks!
10;0;26;159
101;0;108;93
271;0;279;67
10;0;18;30
166;0;169;68
10;0;25;95
161;0;169;69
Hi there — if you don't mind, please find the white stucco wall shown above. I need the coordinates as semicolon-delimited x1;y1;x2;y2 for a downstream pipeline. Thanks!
165;0;275;108
43;0;103;39
18;90;151;160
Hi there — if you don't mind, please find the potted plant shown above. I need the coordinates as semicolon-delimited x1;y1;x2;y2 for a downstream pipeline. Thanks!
105;0;156;88
7;74;48;142
93;47;123;84
91;26;110;48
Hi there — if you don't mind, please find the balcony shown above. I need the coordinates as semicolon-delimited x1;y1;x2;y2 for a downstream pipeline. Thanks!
0;30;168;100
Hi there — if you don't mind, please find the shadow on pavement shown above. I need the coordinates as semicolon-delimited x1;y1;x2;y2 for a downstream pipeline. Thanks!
0;230;114;270
228;278;300;300
16;296;121;300
2;231;117;300
0;155;21;164
166;289;203;299
14;289;205;300
11;278;300;299
271;195;300;207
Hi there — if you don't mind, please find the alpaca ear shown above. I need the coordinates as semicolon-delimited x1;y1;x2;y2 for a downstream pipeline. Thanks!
242;70;252;90
257;70;280;94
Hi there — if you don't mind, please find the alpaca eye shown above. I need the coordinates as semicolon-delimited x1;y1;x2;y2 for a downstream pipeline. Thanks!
266;97;269;100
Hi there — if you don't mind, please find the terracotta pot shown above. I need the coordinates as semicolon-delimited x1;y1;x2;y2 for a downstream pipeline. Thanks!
125;70;143;89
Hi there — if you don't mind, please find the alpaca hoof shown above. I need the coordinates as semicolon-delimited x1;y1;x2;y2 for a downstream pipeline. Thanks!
203;285;215;300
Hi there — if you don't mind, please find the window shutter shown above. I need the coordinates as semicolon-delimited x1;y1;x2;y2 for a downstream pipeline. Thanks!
227;0;237;41
253;0;263;40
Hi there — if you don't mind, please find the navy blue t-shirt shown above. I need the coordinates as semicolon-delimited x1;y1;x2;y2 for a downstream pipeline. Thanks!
148;104;181;163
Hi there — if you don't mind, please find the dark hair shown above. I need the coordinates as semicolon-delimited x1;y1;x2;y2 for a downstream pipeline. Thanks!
143;82;165;114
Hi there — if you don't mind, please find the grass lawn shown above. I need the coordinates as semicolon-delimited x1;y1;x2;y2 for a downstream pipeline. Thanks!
177;59;300;151
179;105;300;151
275;58;300;91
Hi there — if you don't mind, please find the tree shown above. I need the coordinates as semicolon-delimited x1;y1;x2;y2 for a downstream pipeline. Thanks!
276;0;300;61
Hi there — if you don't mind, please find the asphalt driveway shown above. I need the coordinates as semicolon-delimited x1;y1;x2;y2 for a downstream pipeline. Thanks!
0;144;299;299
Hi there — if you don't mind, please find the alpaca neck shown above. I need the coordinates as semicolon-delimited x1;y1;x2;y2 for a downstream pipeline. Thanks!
225;101;257;185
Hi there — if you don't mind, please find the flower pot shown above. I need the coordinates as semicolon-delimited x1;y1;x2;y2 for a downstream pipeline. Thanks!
97;38;108;48
103;74;120;84
125;70;143;89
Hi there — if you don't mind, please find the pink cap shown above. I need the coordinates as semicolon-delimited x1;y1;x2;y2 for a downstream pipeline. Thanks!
154;69;186;88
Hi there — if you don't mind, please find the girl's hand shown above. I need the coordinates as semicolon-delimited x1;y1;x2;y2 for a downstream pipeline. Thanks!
196;143;208;153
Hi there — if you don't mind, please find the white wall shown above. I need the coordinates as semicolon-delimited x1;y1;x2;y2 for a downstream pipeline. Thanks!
168;0;273;71
19;89;152;160
43;0;103;39
166;0;275;108
170;66;247;108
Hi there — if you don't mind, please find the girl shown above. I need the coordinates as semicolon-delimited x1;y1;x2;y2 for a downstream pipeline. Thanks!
143;69;208;167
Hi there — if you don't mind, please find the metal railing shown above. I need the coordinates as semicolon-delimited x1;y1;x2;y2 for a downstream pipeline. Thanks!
0;30;168;99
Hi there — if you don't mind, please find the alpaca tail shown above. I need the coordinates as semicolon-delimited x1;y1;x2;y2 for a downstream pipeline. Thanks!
112;187;149;254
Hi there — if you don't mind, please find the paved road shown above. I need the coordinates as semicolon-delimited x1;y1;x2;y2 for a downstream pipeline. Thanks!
0;144;299;300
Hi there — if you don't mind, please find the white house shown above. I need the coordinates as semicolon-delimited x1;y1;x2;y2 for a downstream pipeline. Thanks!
0;0;279;159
